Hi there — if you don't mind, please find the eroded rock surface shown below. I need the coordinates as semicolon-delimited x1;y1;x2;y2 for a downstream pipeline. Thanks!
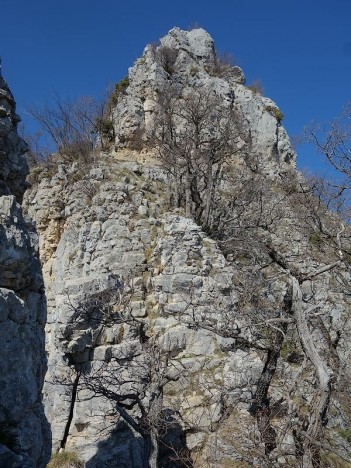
27;160;259;465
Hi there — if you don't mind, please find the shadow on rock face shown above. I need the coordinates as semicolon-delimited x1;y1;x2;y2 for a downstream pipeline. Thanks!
86;412;192;468
85;421;145;468
0;76;52;466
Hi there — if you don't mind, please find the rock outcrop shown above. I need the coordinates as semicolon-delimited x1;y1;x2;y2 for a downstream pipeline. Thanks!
24;28;351;467
0;77;50;467
113;27;295;176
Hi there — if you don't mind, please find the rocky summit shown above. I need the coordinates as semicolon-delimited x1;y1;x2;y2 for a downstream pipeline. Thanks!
2;27;351;468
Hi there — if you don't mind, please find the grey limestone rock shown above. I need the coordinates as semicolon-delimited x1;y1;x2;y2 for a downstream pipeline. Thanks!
112;27;295;176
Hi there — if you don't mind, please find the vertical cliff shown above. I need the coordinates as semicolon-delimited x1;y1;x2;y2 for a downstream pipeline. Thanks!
0;77;50;467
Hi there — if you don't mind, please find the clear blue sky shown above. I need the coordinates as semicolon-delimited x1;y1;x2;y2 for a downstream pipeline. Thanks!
2;0;351;173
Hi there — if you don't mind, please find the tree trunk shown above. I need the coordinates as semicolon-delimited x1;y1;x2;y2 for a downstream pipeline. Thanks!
148;429;159;468
250;322;288;455
291;276;334;467
185;169;192;218
147;384;163;468
202;161;214;230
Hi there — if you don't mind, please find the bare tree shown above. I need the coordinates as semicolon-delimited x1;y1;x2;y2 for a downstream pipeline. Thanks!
152;84;243;230
26;94;104;162
18;125;51;167
59;279;189;468
305;101;351;222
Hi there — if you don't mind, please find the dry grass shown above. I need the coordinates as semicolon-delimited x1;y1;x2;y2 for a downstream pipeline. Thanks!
47;451;84;468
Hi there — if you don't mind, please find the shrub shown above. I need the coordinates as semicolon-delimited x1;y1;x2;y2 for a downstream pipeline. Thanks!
156;45;178;76
206;51;236;78
265;105;284;123
320;451;351;468
280;340;295;359
108;76;130;106
309;232;323;248
115;76;129;96
338;428;351;443
95;117;115;142
47;451;84;468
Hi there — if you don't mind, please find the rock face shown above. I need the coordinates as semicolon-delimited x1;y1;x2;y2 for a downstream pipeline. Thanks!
0;78;28;201
0;78;50;467
26;160;264;466
24;29;351;467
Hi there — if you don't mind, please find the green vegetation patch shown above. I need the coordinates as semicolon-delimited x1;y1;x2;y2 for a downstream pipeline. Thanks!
109;76;130;106
309;232;323;248
321;451;351;468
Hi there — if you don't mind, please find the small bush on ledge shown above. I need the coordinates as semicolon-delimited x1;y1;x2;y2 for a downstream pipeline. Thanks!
206;51;236;78
265;105;284;124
